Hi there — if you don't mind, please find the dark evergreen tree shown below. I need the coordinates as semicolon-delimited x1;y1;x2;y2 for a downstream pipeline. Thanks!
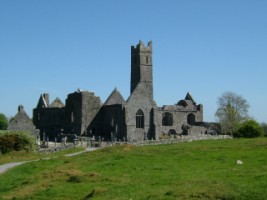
0;113;8;130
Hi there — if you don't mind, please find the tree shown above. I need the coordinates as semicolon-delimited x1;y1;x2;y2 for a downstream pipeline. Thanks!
236;119;264;138
0;113;8;130
261;123;267;137
215;92;249;135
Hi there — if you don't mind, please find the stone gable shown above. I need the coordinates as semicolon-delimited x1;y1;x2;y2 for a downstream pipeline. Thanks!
8;105;38;136
104;88;125;106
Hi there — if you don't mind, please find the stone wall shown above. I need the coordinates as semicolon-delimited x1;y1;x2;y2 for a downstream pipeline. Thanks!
154;108;205;138
125;83;155;142
189;125;208;135
65;90;101;135
94;104;126;141
98;134;232;148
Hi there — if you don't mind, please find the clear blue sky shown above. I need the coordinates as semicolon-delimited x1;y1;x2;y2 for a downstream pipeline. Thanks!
0;0;267;123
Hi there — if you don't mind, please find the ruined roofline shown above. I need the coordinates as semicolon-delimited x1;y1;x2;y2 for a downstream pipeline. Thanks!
50;97;65;108
67;89;99;98
42;94;48;107
131;40;152;52
36;93;49;108
185;92;196;105
157;105;199;112
103;87;126;106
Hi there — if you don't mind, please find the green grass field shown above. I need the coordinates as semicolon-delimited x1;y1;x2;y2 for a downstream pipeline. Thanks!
0;138;267;200
0;147;85;165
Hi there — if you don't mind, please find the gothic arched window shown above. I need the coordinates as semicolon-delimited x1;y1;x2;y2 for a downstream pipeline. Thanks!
162;112;173;126
136;109;144;128
187;113;195;125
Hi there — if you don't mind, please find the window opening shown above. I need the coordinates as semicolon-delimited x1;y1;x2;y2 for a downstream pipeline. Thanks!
162;112;173;126
136;109;144;128
187;113;195;125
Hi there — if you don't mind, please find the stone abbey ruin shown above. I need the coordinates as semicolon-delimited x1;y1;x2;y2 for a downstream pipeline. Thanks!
9;41;217;142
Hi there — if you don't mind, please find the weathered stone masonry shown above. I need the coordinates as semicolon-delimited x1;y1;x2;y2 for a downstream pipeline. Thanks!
8;105;38;136
32;41;214;142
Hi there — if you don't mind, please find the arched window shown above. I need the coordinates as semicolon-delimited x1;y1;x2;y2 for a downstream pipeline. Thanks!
187;113;195;125
162;112;173;126
136;109;144;128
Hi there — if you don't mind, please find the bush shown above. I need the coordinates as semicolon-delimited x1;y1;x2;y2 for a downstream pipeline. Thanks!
0;113;8;130
67;175;83;183
235;120;264;138
0;131;36;154
261;123;267;137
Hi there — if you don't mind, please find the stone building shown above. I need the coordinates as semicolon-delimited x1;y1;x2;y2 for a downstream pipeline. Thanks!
8;105;38;136
33;41;211;142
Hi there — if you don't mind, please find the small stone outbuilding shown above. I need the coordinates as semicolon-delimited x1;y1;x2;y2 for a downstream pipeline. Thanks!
8;105;39;136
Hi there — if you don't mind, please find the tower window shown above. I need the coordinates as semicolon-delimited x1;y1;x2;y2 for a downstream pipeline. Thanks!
146;56;149;64
71;112;75;123
162;112;173;126
136;109;144;128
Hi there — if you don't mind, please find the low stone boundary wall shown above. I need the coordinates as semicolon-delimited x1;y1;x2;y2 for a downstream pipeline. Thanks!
133;135;232;146
98;134;232;148
37;135;232;153
38;144;74;154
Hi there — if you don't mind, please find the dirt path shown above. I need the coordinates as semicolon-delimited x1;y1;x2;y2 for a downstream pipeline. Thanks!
0;147;98;174
0;161;28;174
64;147;98;157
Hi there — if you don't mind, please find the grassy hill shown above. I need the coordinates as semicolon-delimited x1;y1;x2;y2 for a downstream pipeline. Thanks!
1;138;267;199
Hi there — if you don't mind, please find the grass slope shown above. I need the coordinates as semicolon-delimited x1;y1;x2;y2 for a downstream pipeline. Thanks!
0;138;267;200
0;147;85;165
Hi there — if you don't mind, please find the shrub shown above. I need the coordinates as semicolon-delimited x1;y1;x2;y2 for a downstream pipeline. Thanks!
261;123;267;137
0;131;36;154
235;119;264;138
0;134;16;153
0;113;8;130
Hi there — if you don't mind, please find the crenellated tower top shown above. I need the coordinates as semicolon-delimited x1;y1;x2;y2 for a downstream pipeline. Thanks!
131;40;152;53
